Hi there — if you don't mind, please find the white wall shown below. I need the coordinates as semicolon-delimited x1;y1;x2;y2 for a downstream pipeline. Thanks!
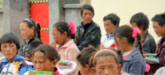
91;0;165;43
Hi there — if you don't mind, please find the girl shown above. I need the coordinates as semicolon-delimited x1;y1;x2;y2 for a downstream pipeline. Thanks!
52;21;79;75
24;44;61;75
90;49;122;75
77;46;97;75
19;18;41;57
114;25;146;74
52;21;79;62
0;33;28;75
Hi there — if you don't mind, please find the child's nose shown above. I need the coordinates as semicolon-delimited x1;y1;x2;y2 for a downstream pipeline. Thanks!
35;64;41;70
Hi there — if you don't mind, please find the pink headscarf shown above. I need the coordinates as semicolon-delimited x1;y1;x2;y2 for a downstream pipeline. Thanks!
132;27;141;39
68;21;75;35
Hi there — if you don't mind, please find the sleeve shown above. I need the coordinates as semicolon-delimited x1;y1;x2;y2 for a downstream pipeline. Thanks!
75;26;81;46
78;27;101;50
159;46;165;65
143;38;156;53
129;57;145;75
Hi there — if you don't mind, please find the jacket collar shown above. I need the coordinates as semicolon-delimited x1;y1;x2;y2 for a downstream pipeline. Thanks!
81;21;93;29
2;56;24;63
57;39;74;49
124;48;141;61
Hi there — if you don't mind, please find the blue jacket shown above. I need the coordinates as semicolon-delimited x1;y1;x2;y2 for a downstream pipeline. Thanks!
122;48;146;75
0;56;29;75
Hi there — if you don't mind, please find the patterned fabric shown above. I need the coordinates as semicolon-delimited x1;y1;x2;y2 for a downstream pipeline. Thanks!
0;56;28;75
101;34;115;49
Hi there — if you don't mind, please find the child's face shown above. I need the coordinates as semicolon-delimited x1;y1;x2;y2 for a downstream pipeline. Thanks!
1;42;17;61
33;51;56;71
95;56;121;75
114;35;125;50
52;27;66;45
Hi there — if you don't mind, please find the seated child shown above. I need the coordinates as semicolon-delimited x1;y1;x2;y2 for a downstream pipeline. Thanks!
24;44;61;75
0;33;28;75
114;25;146;74
77;46;97;75
90;49;123;75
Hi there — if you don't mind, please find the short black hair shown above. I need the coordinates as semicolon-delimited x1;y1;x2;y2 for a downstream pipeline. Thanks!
81;4;94;16
0;33;20;52
152;13;165;27
32;44;60;62
28;40;43;57
103;13;120;26
130;12;149;31
77;45;97;67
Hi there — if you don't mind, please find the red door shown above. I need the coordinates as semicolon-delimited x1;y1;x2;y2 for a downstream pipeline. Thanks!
30;0;49;44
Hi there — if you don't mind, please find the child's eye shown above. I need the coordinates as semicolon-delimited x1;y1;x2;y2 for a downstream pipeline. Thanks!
109;65;114;68
99;67;104;70
2;45;7;48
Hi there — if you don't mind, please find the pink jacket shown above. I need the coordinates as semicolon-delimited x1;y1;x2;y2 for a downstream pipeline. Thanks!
56;39;80;62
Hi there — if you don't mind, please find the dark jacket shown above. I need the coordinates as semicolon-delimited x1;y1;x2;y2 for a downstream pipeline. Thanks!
156;37;165;65
142;32;156;53
0;56;28;75
123;48;146;75
150;37;165;74
19;36;41;57
75;21;101;50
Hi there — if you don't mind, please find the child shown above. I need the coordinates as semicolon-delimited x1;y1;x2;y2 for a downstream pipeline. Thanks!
52;21;79;75
0;33;28;75
90;49;122;75
24;44;61;75
130;12;156;53
77;46;97;75
52;21;79;62
114;25;146;74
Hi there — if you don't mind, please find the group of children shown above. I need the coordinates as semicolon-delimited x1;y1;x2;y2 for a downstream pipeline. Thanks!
0;4;165;75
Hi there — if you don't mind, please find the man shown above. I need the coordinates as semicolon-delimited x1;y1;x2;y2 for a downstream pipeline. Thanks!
150;13;165;74
101;13;120;49
75;4;101;50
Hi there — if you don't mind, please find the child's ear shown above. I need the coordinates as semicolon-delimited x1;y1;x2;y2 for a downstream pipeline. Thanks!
53;60;58;65
91;67;96;73
63;32;68;37
117;64;122;72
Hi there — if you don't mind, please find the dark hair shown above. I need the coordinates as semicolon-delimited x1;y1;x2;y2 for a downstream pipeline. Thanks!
77;46;97;67
23;18;41;39
53;21;73;39
90;49;121;67
28;41;43;57
114;25;144;57
103;13;120;26
0;33;20;52
35;22;41;39
81;4;94;16
152;13;165;27
32;44;60;62
130;12;149;31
